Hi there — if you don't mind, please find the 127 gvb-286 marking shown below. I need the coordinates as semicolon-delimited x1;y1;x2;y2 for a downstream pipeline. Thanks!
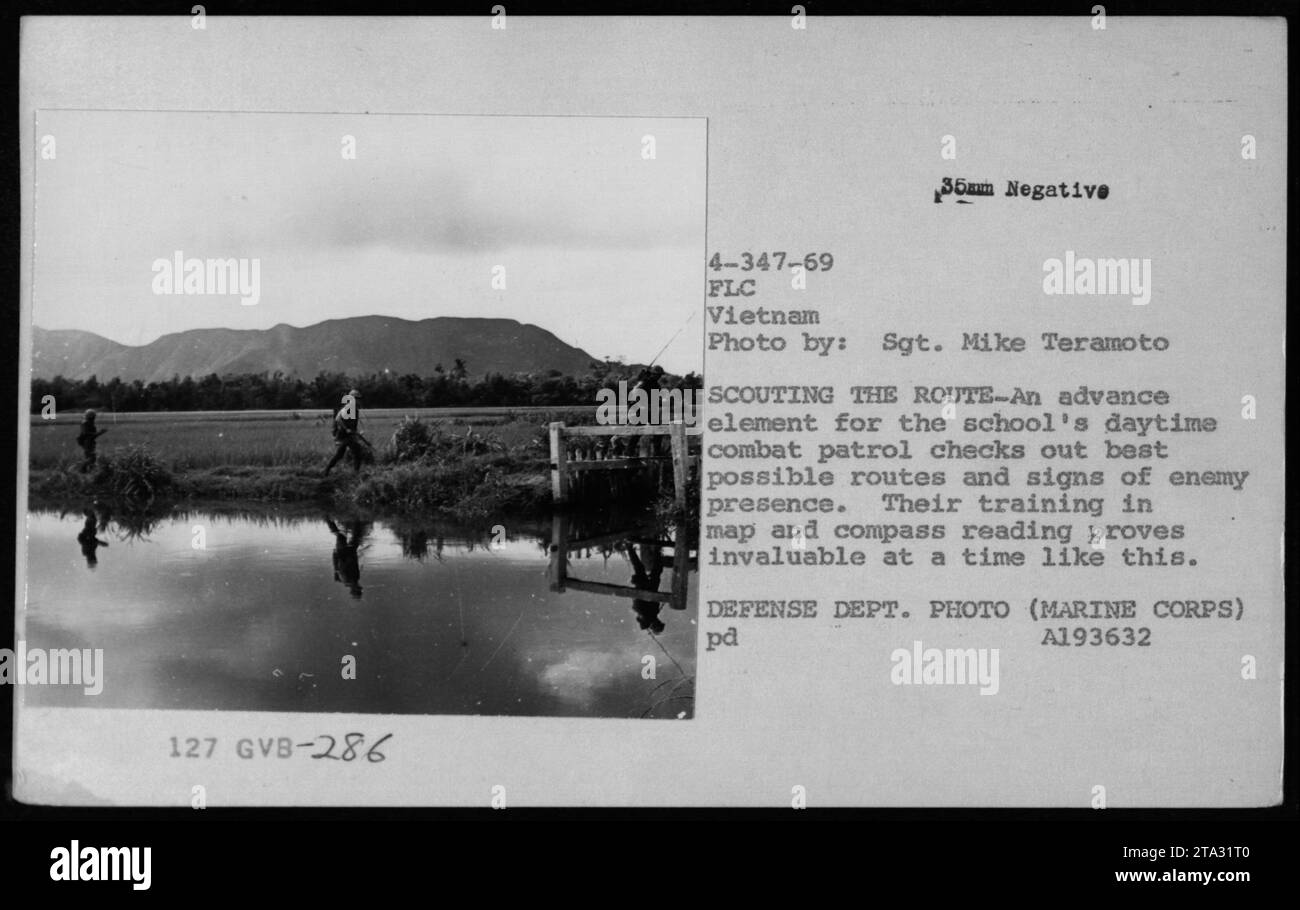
169;733;392;762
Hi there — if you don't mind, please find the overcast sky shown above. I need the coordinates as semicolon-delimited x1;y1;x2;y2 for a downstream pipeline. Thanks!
33;110;705;373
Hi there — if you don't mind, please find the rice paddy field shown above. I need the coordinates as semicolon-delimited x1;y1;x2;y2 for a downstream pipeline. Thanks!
24;406;605;514
26;405;692;521
27;406;591;471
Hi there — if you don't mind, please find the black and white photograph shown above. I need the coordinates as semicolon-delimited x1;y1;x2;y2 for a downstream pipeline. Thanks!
22;110;706;719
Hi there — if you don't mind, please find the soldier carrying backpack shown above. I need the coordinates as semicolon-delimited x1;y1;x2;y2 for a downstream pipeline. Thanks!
324;389;370;475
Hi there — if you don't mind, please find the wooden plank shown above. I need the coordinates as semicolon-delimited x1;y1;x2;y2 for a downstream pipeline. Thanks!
561;534;692;554
561;424;673;437
671;527;690;609
626;537;681;549
670;421;687;510
548;422;568;504
563;530;640;551
563;578;674;603
567;457;671;472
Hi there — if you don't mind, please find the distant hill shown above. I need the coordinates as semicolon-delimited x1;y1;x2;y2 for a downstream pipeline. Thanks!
32;316;603;382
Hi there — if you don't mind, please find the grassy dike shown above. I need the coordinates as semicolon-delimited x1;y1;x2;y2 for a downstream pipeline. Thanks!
28;416;556;520
29;456;554;519
28;415;700;523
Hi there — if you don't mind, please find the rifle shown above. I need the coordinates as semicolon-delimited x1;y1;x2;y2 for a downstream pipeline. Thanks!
645;310;697;370
331;409;373;449
339;424;374;450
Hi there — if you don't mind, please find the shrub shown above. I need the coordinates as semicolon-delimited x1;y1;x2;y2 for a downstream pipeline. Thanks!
351;461;477;512
389;416;508;464
389;416;436;462
449;425;507;457
93;444;173;501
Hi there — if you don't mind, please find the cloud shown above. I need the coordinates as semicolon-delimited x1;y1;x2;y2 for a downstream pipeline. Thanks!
538;648;628;710
283;168;698;254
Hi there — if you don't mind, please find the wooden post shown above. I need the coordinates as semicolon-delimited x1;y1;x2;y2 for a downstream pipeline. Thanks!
671;523;689;609
669;421;687;511
548;514;568;592
549;422;568;504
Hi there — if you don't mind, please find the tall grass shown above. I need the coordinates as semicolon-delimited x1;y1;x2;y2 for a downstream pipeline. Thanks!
91;444;174;501
27;410;661;516
28;412;544;471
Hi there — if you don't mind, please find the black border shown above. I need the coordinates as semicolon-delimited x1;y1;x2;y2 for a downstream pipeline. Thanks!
2;2;1295;845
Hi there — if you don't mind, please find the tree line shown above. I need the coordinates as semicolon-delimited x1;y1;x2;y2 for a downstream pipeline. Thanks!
32;361;703;413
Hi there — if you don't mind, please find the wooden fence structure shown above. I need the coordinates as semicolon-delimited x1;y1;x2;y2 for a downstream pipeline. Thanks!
548;421;697;510
547;515;695;611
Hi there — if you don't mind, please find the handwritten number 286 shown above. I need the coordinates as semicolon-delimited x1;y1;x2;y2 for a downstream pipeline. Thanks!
310;732;392;762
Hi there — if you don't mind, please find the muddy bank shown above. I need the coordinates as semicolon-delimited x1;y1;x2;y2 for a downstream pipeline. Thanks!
28;458;554;522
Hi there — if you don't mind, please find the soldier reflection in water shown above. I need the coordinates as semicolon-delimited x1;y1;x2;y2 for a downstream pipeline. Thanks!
627;541;666;633
76;505;109;568
326;517;369;599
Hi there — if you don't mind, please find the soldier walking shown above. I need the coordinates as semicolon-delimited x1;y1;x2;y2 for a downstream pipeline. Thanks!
324;389;367;475
76;409;107;473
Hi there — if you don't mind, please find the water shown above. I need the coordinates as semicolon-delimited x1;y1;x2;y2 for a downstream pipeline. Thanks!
21;505;698;719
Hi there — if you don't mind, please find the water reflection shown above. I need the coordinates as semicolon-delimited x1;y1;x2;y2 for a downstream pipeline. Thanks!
75;504;110;569
25;503;698;719
325;516;370;599
547;514;695;628
629;544;667;634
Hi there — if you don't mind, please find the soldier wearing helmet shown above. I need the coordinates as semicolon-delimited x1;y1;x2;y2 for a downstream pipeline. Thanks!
76;409;107;473
324;389;366;475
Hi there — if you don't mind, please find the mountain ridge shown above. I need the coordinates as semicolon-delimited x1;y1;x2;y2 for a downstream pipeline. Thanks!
32;316;605;382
